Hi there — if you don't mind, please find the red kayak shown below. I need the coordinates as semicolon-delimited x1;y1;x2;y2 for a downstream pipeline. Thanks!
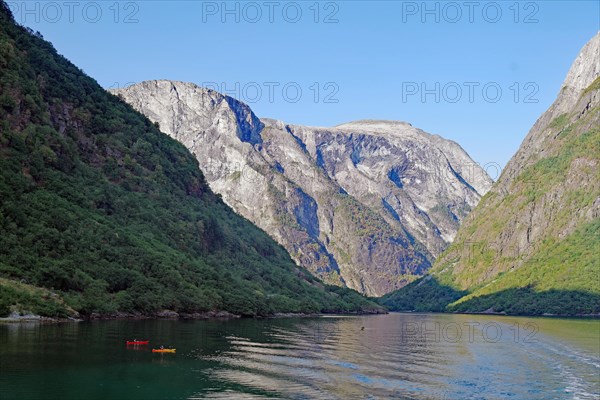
126;340;149;345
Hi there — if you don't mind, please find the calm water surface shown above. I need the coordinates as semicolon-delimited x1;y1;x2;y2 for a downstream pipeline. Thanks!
0;313;598;399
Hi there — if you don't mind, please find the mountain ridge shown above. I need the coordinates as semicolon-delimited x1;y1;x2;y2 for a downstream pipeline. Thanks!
113;80;493;296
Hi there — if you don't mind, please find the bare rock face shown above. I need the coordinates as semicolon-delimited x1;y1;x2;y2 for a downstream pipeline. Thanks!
112;81;491;296
500;32;600;189
432;32;600;292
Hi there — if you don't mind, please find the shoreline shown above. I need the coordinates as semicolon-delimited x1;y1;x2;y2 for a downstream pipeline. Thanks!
389;310;600;319
0;310;241;324
0;308;386;324
3;309;598;324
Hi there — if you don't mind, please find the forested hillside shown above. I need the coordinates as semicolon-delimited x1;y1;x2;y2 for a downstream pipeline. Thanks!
0;1;380;318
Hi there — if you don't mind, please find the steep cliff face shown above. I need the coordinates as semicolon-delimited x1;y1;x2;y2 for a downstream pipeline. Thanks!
113;81;492;296
382;32;600;315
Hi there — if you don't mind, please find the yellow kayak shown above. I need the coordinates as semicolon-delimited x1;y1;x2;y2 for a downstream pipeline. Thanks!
152;348;176;353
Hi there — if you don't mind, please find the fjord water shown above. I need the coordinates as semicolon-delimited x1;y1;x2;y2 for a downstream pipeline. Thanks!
1;314;598;399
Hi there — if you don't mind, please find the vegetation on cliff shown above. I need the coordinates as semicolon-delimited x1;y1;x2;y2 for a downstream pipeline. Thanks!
381;35;600;316
0;2;380;318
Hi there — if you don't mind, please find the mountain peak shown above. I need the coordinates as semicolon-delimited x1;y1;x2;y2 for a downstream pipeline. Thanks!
562;31;600;93
330;120;435;143
334;120;415;134
112;80;264;146
552;31;600;115
335;119;413;128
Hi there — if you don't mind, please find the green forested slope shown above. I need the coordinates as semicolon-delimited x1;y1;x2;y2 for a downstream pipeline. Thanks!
0;2;380;318
382;101;600;316
381;35;600;316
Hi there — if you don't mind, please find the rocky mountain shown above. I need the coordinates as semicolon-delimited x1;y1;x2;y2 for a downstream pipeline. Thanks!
382;32;600;315
113;82;492;296
0;0;380;318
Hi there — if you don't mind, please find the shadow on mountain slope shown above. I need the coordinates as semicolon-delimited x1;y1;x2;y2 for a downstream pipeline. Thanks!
379;276;467;312
449;287;600;316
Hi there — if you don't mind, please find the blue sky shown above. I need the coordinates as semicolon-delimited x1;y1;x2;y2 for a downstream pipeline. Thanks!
10;0;599;175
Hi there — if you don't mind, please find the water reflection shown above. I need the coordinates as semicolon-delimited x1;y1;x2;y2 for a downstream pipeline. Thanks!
1;314;598;399
199;314;599;399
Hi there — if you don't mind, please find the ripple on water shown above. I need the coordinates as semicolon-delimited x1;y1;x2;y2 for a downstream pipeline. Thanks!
1;314;598;400
200;315;599;399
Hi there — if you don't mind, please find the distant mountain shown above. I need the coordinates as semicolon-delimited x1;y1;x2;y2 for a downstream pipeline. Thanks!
113;82;492;296
0;1;381;318
382;32;600;315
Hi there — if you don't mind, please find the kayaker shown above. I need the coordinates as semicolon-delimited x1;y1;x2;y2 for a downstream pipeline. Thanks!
160;345;164;349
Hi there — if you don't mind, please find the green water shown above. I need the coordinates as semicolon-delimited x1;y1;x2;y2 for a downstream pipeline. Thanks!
1;313;598;399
